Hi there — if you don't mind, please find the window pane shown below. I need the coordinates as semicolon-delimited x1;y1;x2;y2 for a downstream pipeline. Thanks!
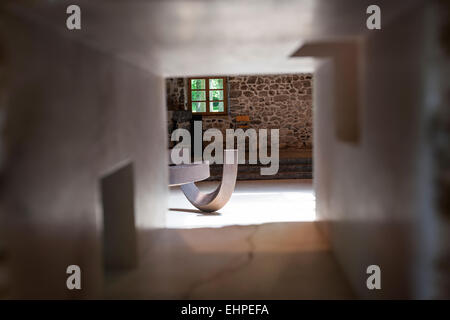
210;101;224;112
209;78;223;89
192;102;206;113
191;79;205;90
209;90;223;101
192;90;206;101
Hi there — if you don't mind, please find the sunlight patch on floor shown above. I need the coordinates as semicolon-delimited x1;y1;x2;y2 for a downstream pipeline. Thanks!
167;179;315;229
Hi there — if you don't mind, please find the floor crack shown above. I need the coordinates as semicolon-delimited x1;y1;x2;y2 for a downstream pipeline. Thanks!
183;225;259;299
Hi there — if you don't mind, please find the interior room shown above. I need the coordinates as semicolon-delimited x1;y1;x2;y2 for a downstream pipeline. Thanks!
0;0;449;300
166;74;314;228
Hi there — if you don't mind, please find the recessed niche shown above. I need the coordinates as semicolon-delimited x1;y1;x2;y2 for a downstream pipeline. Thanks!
100;162;137;271
292;41;360;144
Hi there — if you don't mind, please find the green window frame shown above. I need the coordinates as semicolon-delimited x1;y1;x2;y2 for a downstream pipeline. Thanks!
188;77;228;115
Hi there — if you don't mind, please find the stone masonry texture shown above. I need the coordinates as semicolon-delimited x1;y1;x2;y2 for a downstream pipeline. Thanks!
166;74;313;150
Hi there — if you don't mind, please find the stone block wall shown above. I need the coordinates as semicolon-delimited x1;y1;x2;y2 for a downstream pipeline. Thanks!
166;73;313;150
166;78;186;111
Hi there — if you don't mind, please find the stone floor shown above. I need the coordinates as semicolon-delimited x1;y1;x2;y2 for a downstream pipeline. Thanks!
104;180;354;299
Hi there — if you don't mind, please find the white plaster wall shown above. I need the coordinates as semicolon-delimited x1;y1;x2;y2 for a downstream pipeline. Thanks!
1;16;168;298
313;7;437;298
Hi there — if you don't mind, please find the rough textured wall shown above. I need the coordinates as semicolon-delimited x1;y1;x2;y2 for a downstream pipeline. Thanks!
166;74;313;150
166;78;186;111
1;16;167;298
166;78;190;148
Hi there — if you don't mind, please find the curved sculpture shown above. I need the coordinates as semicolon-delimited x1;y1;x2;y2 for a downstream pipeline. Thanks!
169;162;210;186
169;149;238;212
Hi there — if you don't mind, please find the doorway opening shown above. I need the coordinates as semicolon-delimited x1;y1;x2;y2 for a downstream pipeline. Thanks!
166;74;314;229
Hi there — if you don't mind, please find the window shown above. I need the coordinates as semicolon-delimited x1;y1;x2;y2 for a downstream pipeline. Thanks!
188;77;228;115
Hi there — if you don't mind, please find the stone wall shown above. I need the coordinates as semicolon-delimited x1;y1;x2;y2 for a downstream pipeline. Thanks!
166;78;186;111
166;73;313;150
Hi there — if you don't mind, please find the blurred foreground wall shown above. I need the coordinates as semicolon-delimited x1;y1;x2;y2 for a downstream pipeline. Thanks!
0;13;167;298
311;4;449;299
0;0;448;300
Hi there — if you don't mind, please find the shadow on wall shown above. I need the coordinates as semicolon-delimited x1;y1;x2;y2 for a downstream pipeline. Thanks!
100;162;137;272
